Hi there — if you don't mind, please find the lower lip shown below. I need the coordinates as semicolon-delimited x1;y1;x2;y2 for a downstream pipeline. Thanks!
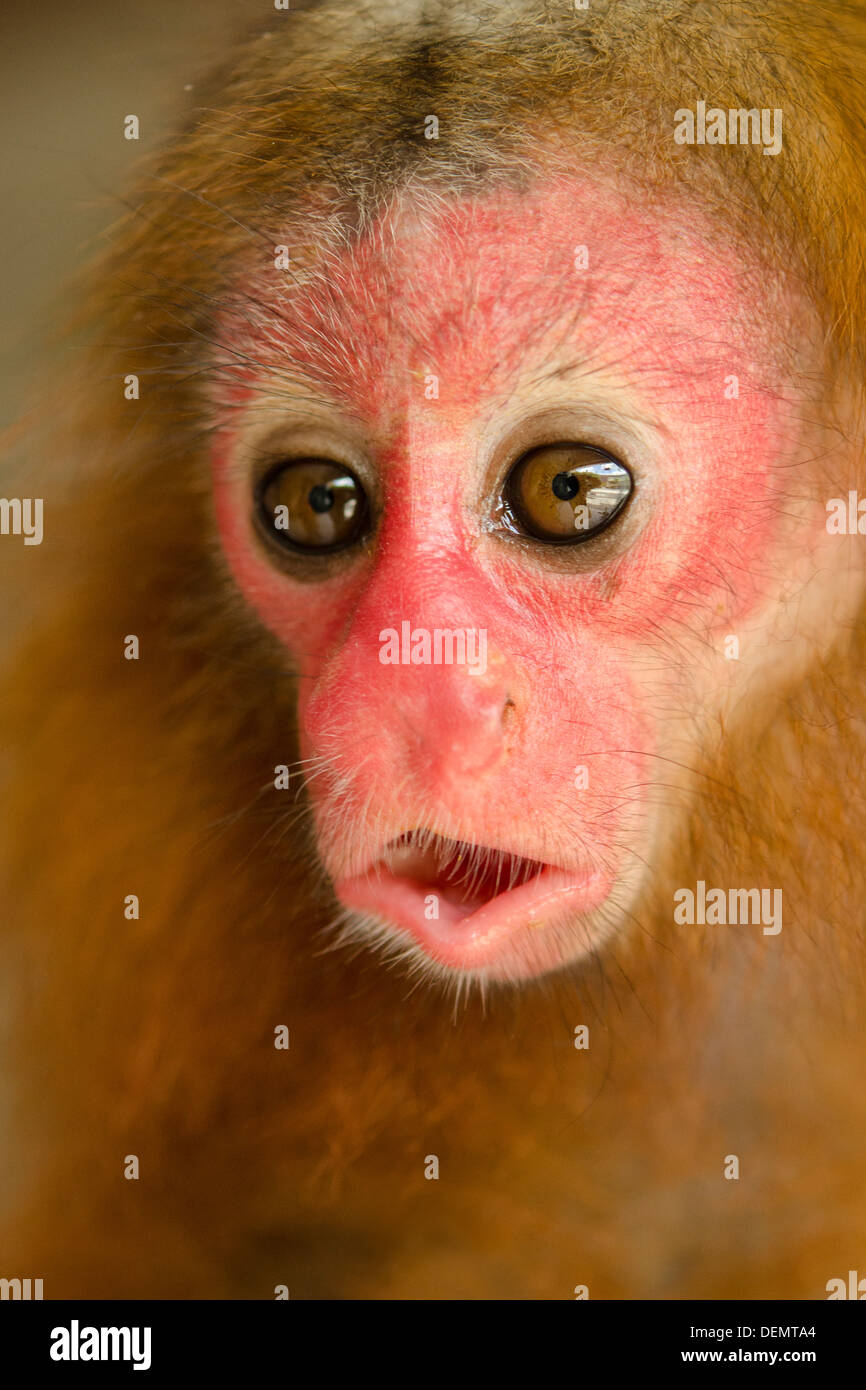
333;864;611;979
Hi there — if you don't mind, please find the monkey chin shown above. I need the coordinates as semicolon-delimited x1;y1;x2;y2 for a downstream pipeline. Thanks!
332;834;613;985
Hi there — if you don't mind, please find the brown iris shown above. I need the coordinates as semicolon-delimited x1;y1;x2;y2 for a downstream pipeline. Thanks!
257;458;369;552
503;443;632;543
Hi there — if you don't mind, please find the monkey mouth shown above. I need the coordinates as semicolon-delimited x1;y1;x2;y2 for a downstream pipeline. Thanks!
383;832;548;912
334;830;608;978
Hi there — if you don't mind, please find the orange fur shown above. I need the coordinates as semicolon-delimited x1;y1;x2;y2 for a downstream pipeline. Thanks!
2;0;865;1298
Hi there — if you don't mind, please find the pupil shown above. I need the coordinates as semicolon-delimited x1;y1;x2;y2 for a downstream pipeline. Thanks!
552;472;579;501
308;484;335;513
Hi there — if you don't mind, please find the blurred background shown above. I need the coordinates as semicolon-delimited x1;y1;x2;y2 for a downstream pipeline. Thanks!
0;0;252;426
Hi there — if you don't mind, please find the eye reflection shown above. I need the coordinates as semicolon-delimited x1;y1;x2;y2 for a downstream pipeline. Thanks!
502;443;633;543
257;459;368;552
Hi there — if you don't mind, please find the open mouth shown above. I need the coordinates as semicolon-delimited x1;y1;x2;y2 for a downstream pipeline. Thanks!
384;831;547;914
333;829;607;977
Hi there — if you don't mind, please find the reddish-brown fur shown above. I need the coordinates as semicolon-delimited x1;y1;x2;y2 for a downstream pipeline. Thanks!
1;0;865;1297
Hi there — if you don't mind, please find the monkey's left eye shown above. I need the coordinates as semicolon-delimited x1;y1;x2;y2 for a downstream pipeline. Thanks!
501;443;633;543
256;458;369;553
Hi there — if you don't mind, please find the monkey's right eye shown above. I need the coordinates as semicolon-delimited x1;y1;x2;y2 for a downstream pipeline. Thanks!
256;458;369;553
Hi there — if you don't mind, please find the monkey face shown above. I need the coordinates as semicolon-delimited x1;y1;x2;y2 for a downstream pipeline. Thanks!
211;174;847;986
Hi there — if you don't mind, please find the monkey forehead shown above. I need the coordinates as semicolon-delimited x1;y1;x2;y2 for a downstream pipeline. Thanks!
219;173;799;420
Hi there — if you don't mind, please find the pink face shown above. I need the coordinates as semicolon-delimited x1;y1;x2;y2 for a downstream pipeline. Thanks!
212;174;807;985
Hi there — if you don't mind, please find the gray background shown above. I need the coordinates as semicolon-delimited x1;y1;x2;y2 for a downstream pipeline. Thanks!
1;0;250;426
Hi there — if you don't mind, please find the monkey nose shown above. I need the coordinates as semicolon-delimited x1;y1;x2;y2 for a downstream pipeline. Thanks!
300;618;521;789
399;664;515;782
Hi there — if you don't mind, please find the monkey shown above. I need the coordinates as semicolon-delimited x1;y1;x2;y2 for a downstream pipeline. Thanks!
1;0;865;1301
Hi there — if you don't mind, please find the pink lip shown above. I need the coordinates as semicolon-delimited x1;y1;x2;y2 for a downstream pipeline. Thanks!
334;861;610;979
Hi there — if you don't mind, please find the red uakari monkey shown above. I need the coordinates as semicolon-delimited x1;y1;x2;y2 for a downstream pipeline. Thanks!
2;0;866;1299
